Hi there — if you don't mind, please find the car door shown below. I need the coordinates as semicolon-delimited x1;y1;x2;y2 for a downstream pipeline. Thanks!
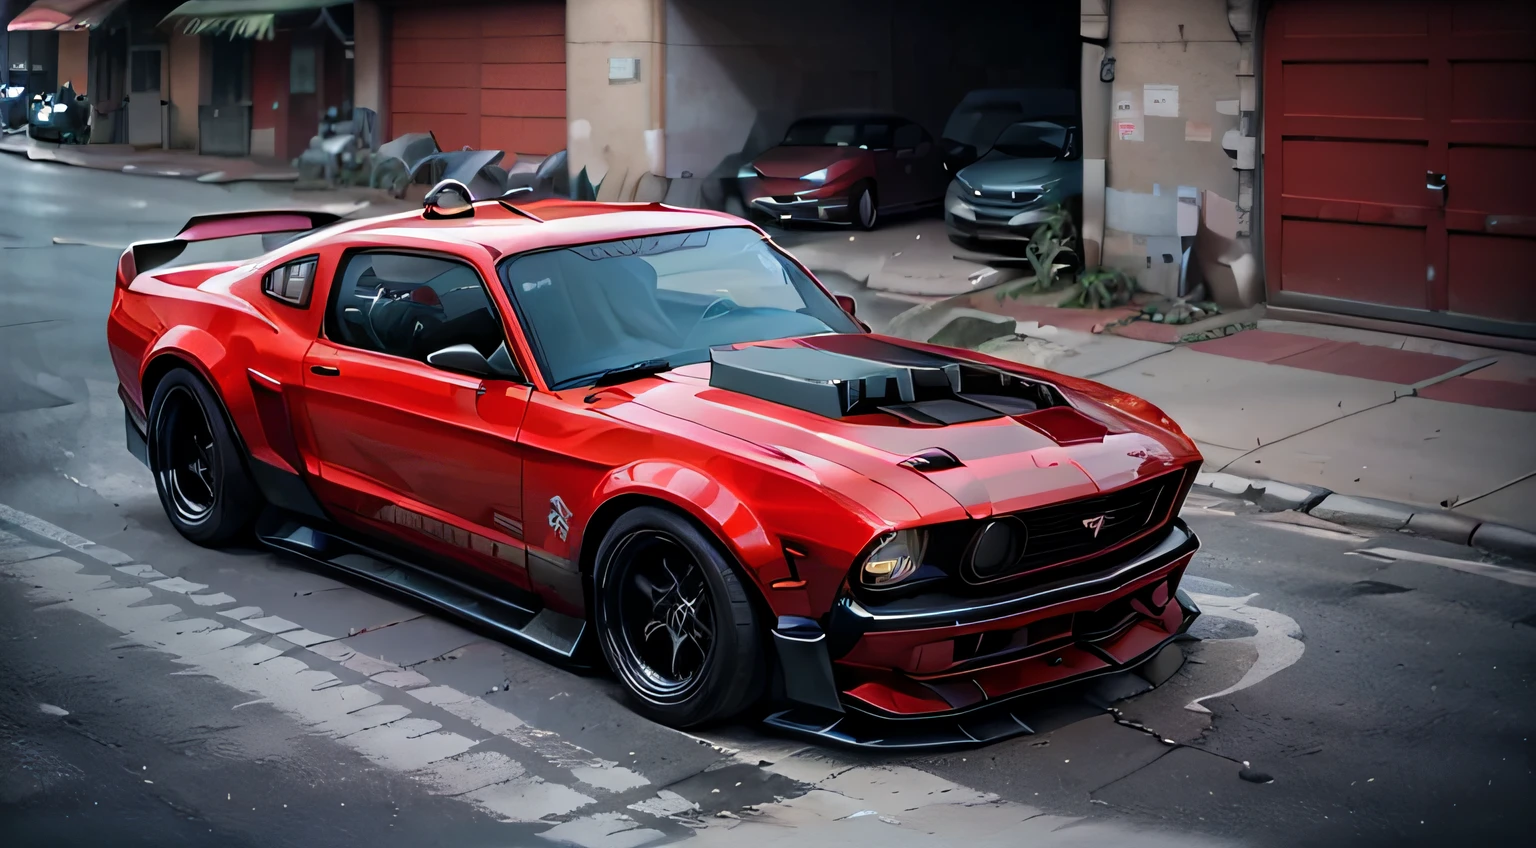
865;120;911;208
300;248;535;589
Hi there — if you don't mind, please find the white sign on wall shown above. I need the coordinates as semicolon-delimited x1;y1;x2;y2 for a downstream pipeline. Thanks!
608;57;640;83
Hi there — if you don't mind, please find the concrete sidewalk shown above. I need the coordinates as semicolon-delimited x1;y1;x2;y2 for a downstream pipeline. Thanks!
0;132;298;183
894;305;1536;540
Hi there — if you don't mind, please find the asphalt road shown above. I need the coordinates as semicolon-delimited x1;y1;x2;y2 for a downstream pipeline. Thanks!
1;152;1533;848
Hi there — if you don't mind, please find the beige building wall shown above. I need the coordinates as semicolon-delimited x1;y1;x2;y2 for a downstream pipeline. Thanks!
566;0;669;202
1101;0;1244;297
58;31;88;94
354;0;389;140
166;32;210;151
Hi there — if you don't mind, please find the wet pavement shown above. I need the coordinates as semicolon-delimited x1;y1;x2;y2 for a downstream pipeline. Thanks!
2;154;1534;847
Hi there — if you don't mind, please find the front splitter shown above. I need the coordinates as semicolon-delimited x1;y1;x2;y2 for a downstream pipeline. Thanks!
760;589;1200;750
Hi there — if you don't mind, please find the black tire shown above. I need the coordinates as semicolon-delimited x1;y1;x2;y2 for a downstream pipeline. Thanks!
147;368;263;546
851;181;878;230
593;506;766;728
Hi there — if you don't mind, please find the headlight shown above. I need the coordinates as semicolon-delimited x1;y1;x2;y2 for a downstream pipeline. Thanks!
737;164;760;179
859;529;926;588
801;168;828;183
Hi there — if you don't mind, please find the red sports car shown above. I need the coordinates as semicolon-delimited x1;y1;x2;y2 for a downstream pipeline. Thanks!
738;113;949;230
107;187;1202;748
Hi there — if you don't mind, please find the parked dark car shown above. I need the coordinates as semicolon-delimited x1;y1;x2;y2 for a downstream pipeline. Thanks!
939;89;1082;248
738;113;948;230
27;81;91;144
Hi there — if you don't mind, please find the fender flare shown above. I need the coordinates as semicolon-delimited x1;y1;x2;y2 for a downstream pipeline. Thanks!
583;460;780;585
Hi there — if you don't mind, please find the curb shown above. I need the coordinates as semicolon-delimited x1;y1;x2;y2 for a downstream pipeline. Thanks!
1191;472;1536;562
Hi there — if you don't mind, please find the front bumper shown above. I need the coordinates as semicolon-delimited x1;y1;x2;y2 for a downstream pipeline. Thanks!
750;193;851;224
765;520;1200;748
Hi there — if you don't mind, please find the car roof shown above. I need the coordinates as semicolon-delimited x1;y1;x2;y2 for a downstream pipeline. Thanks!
312;200;753;260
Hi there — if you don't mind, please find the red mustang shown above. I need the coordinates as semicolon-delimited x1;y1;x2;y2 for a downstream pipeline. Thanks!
107;189;1202;748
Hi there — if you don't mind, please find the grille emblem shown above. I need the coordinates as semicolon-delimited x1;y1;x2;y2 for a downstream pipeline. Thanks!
1082;515;1107;537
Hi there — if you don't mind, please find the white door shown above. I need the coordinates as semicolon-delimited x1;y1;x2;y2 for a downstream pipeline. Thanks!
127;46;163;147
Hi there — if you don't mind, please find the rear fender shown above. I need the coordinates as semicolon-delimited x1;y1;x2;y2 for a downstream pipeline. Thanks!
140;327;286;472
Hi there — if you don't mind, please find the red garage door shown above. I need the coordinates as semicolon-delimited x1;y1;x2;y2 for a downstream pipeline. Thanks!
1263;0;1536;335
390;0;566;158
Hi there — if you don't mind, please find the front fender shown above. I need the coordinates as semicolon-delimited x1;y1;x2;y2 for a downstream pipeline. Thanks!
592;460;783;584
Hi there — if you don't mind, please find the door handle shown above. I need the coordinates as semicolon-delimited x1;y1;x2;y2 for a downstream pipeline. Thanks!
310;365;340;377
1426;172;1447;209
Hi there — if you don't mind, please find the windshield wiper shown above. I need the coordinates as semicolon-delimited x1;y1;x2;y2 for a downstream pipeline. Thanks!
589;358;673;387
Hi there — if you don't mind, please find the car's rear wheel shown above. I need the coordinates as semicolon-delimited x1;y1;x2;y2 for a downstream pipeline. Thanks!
851;181;878;230
593;506;765;728
147;368;262;546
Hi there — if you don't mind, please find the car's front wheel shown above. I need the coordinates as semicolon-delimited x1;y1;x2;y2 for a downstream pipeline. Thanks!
593;506;765;728
147;368;262;546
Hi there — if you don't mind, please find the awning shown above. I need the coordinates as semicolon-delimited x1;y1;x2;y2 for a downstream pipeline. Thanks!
6;0;126;31
160;0;351;41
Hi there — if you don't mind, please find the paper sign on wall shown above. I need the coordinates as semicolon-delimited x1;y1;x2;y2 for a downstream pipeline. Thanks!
1144;84;1179;118
1117;120;1142;142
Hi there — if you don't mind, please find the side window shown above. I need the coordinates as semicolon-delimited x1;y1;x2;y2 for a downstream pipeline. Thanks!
893;122;924;151
327;251;508;364
262;256;318;307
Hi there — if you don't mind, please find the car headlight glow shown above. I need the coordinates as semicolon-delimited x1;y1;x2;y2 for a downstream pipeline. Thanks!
859;529;926;588
801;168;828;183
737;164;760;179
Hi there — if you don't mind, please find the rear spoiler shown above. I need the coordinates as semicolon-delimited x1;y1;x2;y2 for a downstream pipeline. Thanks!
118;209;345;287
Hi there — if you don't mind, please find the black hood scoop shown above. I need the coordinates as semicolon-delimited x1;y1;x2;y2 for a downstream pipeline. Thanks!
707;336;1067;426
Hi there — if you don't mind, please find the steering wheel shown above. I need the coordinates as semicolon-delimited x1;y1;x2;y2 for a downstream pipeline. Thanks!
699;296;739;322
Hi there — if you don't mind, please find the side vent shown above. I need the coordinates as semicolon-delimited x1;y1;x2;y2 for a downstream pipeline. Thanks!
900;448;963;472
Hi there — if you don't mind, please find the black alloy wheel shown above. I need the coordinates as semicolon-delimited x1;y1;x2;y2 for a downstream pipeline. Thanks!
594;506;765;728
147;368;262;546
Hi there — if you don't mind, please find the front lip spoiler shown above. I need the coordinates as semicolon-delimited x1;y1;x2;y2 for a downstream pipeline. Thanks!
763;587;1200;750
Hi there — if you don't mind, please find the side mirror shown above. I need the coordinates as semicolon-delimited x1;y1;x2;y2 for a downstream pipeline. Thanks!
427;343;493;378
835;294;858;316
427;342;522;381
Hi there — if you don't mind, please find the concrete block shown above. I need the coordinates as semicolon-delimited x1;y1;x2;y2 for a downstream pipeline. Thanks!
1135;643;1185;687
1195;472;1256;497
1253;480;1328;512
1308;494;1412;530
1470;523;1536;561
1405;510;1481;546
927;309;1018;349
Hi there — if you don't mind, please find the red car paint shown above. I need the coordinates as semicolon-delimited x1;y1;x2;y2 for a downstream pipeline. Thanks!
107;199;1202;740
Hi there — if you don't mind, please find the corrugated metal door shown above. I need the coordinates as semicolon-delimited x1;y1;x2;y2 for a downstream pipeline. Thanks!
1263;0;1536;335
390;0;566;157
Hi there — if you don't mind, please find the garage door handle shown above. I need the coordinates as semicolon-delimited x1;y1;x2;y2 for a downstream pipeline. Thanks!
310;365;341;377
1426;172;1447;209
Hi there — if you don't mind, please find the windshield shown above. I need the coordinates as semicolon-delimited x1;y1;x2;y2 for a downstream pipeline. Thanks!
989;121;1068;160
499;227;860;389
941;104;1026;154
782;119;893;149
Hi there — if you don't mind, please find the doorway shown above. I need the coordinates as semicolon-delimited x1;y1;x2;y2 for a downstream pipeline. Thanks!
127;45;163;147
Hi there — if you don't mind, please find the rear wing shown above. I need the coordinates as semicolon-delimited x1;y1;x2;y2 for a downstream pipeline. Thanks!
117;209;345;288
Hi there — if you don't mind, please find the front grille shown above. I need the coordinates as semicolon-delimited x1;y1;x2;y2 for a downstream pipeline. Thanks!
967;187;1041;206
955;470;1184;585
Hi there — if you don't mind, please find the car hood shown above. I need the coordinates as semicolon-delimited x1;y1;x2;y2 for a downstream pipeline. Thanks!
749;146;861;179
956;156;1063;190
629;335;1197;524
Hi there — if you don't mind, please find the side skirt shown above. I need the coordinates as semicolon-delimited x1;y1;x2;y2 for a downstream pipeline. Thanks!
254;508;590;662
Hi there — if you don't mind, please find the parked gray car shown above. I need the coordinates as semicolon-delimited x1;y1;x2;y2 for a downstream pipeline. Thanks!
938;88;1081;249
945;119;1081;247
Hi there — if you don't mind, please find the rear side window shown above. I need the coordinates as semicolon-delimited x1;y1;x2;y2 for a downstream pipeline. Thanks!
262;256;318;307
326;251;507;363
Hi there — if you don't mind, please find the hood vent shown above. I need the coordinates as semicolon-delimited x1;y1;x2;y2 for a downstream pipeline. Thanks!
708;337;1066;425
900;448;964;472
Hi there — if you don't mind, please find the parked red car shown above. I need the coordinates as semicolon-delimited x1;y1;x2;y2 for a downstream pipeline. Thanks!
107;191;1202;748
738;113;949;230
